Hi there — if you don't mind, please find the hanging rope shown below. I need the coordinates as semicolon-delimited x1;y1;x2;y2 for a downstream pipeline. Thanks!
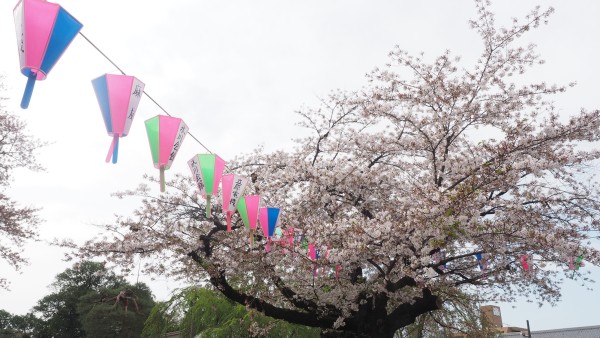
78;31;215;156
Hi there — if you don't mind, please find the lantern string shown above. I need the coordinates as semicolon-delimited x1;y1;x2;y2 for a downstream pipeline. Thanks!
78;32;127;76
78;31;216;156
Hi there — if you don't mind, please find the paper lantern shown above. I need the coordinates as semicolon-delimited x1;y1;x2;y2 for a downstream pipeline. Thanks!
520;255;530;271
308;243;317;260
92;74;144;163
259;207;281;253
144;115;188;192
236;195;260;230
284;228;295;248
300;236;309;251
237;195;260;248
221;174;249;232
432;251;447;271
269;227;284;253
272;227;283;241
188;154;226;218
277;227;295;254
14;0;82;108
259;207;280;239
569;255;583;270
474;253;485;271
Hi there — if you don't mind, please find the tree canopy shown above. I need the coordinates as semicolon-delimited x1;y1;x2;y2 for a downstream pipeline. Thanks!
77;283;154;338
0;74;43;290
0;309;39;338
3;261;155;338
142;287;319;338
67;1;600;337
32;261;127;337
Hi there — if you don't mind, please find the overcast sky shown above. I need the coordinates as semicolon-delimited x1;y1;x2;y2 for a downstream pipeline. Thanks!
0;0;599;331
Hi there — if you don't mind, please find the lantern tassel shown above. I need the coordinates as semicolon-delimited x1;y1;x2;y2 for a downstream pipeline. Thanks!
112;137;119;164
206;195;211;218
106;135;119;163
226;212;232;232
21;72;37;109
160;167;165;192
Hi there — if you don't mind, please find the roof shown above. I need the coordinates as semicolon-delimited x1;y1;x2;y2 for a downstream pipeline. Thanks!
503;325;600;338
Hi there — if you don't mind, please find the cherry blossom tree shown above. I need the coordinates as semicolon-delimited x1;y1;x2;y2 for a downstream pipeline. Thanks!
0;75;42;290
67;1;600;337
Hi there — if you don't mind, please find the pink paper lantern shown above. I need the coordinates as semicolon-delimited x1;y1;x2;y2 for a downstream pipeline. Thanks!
308;243;317;260
520;255;529;271
237;195;260;248
221;174;249;232
236;195;260;230
145;115;188;192
14;0;82;108
188;154;226;218
259;207;281;253
259;207;280;239
92;74;145;163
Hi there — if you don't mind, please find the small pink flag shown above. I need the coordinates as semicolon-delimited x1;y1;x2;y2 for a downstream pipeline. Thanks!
520;255;529;271
308;243;317;260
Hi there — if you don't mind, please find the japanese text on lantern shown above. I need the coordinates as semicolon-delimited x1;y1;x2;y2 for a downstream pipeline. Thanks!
189;158;205;191
169;125;188;161
230;179;244;207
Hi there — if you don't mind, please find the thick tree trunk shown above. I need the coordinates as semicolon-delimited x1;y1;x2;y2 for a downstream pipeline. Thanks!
321;329;374;338
337;288;441;338
188;249;441;337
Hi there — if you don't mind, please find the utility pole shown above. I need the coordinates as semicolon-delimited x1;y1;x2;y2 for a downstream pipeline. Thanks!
525;320;532;338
